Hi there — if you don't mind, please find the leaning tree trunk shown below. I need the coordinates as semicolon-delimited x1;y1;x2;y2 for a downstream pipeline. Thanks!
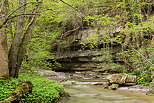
8;0;39;78
0;0;9;78
8;0;26;78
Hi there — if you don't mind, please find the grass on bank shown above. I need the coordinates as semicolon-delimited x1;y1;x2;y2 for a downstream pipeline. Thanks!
0;72;64;103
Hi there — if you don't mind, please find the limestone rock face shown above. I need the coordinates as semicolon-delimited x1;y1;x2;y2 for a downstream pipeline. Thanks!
107;74;137;85
51;27;123;73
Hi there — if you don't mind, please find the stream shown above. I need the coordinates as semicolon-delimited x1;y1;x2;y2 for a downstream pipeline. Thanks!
35;69;154;103
61;84;154;103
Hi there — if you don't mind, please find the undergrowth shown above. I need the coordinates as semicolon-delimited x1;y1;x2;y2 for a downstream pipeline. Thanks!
0;72;63;103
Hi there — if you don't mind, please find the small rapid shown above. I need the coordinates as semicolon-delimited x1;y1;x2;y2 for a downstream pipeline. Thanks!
60;84;154;103
35;69;154;103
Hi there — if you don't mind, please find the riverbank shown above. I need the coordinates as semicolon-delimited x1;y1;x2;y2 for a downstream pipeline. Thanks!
0;72;65;103
32;69;154;103
118;85;149;93
35;69;152;95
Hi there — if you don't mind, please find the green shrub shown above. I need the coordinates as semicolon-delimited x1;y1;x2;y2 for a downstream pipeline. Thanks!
0;78;19;101
137;71;152;86
0;72;64;103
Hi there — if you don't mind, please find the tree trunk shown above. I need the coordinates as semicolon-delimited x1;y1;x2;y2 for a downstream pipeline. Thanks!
8;0;39;78
0;31;9;78
8;0;26;78
0;0;9;78
17;1;39;73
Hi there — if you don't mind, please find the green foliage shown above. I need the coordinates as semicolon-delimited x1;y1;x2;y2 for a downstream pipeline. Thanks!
17;0;153;72
23;35;53;69
20;0;64;70
0;73;63;102
19;73;63;103
137;71;152;86
8;0;154;86
129;67;154;86
22;16;62;70
0;78;19;101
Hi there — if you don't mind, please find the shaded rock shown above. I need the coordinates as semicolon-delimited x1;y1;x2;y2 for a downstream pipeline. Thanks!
93;63;125;73
54;63;97;71
35;69;70;81
71;67;93;71
53;47;122;72
59;90;70;97
108;84;119;90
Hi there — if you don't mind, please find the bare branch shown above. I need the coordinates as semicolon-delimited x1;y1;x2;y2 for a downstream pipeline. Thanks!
59;0;80;12
5;2;31;19
0;13;38;29
133;48;154;66
0;1;40;29
23;15;36;35
65;26;80;37
8;13;38;20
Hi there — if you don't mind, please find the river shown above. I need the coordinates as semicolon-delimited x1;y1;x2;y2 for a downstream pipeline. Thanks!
35;69;154;103
60;84;154;103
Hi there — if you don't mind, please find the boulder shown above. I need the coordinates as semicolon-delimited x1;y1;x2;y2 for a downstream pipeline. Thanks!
107;74;137;85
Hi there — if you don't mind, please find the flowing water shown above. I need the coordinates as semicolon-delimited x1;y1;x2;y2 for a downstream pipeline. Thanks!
35;69;154;103
60;84;154;103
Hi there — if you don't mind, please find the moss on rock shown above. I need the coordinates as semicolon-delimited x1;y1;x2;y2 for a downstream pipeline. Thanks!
0;80;32;103
108;84;119;90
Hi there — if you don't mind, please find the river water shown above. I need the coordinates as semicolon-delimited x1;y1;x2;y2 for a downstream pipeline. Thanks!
60;84;154;103
35;69;154;103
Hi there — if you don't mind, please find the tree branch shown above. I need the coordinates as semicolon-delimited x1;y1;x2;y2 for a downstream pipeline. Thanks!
59;0;80;12
0;13;38;29
65;26;80;37
133;48;154;66
0;1;41;29
5;2;30;19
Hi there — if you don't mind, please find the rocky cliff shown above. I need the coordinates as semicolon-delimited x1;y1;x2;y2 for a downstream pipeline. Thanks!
51;27;125;73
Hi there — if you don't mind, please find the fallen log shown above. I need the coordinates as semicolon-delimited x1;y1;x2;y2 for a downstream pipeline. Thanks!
0;80;32;103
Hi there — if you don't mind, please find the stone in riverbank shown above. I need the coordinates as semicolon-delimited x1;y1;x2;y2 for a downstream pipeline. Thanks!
107;74;137;85
108;84;119;90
